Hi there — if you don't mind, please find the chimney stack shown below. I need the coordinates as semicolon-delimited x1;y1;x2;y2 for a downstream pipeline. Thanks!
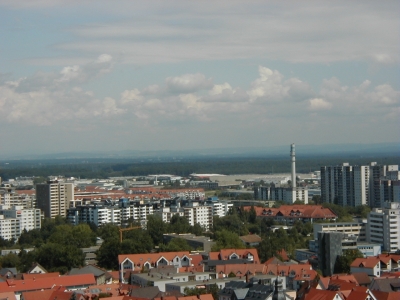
290;144;296;188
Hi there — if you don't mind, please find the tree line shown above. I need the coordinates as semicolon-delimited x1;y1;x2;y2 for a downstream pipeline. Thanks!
1;155;398;180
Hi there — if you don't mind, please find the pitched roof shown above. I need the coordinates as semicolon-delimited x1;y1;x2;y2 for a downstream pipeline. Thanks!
22;289;75;300
118;252;191;269
0;291;17;300
69;265;106;277
22;272;60;280
208;249;260;263
129;286;161;299
239;235;262;244
351;272;371;286
304;288;343;300
0;274;96;293
350;257;380;268
371;290;400;300
244;205;338;219
370;277;400;293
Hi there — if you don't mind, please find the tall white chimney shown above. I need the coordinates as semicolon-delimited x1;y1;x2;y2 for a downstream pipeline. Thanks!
290;143;296;188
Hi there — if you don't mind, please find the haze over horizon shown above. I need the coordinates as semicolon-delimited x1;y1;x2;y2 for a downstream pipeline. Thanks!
0;1;399;157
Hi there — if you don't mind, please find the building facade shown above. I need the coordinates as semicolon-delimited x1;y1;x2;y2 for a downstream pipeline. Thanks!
0;206;41;240
367;202;400;253
36;181;74;218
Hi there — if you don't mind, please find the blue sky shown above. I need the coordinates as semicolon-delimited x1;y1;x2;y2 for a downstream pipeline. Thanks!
0;0;399;156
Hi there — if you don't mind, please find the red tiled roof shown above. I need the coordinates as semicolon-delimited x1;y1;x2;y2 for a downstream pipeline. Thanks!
118;252;191;270
0;274;95;293
208;249;260;263
0;292;17;300
22;272;60;280
351;257;380;268
178;294;213;300
371;290;400;300
244;205;338;219
304;288;342;300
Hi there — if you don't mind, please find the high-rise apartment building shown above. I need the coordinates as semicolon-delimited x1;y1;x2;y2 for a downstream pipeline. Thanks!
36;180;74;218
321;163;398;207
367;202;400;253
0;205;41;240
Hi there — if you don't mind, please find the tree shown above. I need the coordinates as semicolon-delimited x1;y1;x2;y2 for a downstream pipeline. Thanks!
35;243;85;273
18;228;43;248
312;195;322;204
120;230;153;254
190;223;204;236
211;230;244;251
146;215;165;245
96;239;121;270
249;206;257;224
97;223;119;241
334;249;363;274
0;253;20;269
163;238;192;252
71;224;97;248
18;249;37;273
169;215;191;234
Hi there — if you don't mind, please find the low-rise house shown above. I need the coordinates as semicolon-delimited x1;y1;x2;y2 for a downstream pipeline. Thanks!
25;263;47;274
303;288;344;300
218;277;294;300
351;257;381;277
369;277;400;293
208;249;260;264
264;261;317;291
131;269;216;292
69;265;111;285
0;274;96;299
239;235;262;247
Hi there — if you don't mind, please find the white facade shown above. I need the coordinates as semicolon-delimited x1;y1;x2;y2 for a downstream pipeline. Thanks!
67;205;121;226
353;166;370;206
0;206;41;240
207;201;233;217
313;222;366;241
36;181;75;218
270;187;308;204
367;203;400;252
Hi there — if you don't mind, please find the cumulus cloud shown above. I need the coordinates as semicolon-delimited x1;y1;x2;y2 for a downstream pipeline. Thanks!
0;62;398;133
165;73;213;93
308;98;332;111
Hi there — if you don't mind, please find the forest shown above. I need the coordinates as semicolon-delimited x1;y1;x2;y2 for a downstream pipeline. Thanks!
0;154;398;180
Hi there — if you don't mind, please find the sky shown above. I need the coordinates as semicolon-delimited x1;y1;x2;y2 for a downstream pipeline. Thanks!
0;0;399;156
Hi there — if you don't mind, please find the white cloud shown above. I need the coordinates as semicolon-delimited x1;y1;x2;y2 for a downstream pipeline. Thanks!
165;73;213;93
308;98;332;111
40;1;398;66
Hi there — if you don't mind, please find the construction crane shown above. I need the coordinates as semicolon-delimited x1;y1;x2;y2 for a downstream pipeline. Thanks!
119;226;141;243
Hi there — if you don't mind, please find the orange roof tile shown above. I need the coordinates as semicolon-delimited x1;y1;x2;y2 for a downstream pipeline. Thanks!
22;272;60;280
351;257;380;268
0;274;95;293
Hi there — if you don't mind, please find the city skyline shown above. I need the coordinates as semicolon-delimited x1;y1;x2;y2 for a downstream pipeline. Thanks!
0;0;399;156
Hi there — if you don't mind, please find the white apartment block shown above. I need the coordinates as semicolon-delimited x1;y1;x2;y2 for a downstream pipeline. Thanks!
158;201;214;230
1;185;36;209
67;205;121;226
270;187;308;204
367;203;400;252
120;205;153;222
206;201;233;217
353;166;370;206
0;206;41;241
36;181;74;218
183;202;213;230
313;221;366;241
